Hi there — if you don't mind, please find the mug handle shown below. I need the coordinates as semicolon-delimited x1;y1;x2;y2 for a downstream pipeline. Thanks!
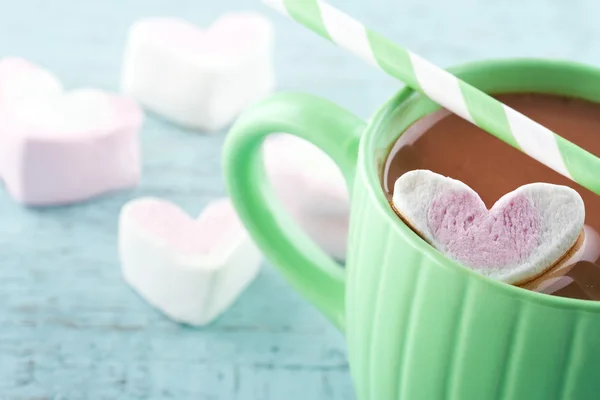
223;92;366;331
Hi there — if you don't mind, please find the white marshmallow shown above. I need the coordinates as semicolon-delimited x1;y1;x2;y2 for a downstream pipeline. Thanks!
121;13;275;131
119;197;262;326
527;225;600;294
263;134;349;259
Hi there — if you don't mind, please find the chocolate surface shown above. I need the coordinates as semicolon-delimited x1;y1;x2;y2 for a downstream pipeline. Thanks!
383;93;600;300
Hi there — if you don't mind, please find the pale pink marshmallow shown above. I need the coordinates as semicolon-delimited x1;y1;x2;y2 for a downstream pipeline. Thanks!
121;13;275;131
263;134;349;259
0;57;143;206
393;170;585;285
119;197;262;326
291;209;348;261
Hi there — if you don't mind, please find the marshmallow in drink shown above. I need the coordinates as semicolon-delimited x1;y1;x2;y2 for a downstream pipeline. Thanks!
0;57;143;206
392;169;585;285
121;13;275;131
119;197;262;326
263;134;349;260
522;225;600;293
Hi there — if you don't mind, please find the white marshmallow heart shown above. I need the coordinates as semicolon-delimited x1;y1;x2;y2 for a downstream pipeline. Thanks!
121;13;275;131
263;134;349;260
523;225;600;293
392;170;585;285
119;197;262;326
0;57;143;206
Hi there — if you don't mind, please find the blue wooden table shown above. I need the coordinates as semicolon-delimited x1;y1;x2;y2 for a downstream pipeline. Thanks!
1;0;599;398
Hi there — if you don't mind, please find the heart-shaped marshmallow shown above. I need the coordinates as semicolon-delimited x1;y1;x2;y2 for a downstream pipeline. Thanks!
392;170;585;284
119;197;262;326
0;57;143;206
121;13;275;131
263;134;349;259
522;225;600;293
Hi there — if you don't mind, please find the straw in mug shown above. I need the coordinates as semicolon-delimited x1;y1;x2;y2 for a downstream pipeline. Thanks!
264;0;600;196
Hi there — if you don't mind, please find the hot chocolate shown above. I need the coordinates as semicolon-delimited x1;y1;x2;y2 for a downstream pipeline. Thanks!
383;93;600;300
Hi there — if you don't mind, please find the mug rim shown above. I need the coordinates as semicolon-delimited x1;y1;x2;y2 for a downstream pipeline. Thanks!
360;57;600;312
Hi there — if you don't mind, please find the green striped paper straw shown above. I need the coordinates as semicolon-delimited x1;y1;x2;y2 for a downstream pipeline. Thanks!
265;0;600;196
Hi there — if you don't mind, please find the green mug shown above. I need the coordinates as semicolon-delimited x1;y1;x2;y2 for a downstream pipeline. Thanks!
223;59;600;400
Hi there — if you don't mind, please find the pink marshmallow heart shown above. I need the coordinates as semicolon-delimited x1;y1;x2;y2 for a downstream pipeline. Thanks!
122;13;275;131
119;197;262;326
392;170;585;285
263;134;349;259
427;190;540;268
0;57;143;206
264;134;349;214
